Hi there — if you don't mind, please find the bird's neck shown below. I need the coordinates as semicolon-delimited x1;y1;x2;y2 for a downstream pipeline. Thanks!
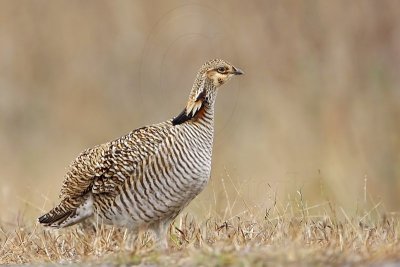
172;79;217;126
191;97;216;126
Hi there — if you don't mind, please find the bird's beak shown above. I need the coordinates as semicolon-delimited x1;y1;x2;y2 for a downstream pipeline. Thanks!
231;66;244;75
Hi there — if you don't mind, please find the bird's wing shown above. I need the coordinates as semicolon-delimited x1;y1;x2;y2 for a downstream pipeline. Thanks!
59;122;173;200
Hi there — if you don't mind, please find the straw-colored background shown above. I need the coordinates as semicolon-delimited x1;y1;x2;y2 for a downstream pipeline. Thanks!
1;1;399;222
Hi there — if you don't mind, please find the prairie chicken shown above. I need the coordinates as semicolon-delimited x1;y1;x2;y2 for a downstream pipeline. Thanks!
38;59;243;247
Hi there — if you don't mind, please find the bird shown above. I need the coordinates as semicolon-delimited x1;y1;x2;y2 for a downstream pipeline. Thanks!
38;59;244;248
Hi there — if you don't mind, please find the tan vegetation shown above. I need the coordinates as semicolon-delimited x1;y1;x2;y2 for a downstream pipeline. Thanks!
2;194;400;266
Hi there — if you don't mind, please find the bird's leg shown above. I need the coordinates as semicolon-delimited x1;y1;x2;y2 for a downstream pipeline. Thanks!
150;221;169;250
124;229;139;251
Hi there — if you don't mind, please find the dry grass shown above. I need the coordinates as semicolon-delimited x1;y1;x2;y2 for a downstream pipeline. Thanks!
1;197;399;266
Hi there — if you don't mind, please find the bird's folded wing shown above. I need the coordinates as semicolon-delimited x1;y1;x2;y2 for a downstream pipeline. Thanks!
59;122;173;200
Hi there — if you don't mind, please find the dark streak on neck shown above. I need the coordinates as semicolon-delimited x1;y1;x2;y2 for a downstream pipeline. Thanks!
172;102;206;126
172;81;215;126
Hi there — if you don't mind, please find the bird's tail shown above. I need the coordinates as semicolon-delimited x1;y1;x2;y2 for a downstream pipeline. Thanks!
38;194;94;228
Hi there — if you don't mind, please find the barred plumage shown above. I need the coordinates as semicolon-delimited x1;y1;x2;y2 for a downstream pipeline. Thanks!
38;59;243;247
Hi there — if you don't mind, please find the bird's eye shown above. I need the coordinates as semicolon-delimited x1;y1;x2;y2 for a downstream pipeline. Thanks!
217;67;226;73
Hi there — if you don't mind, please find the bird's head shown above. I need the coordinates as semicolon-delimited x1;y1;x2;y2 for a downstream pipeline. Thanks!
172;59;243;125
184;59;244;118
201;59;244;87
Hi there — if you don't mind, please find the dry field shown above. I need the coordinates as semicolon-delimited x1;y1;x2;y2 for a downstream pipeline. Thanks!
1;193;400;266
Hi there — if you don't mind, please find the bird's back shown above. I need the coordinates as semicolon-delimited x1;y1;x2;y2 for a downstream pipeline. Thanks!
39;121;175;228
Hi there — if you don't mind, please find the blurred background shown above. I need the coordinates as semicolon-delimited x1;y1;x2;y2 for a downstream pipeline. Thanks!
1;0;399;222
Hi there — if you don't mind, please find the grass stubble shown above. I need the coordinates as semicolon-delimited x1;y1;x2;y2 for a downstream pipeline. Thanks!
1;188;400;267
